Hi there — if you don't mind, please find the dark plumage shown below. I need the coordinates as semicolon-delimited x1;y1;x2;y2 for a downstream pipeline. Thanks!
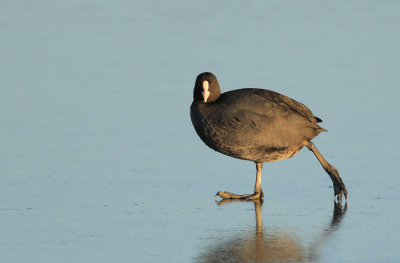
190;72;347;201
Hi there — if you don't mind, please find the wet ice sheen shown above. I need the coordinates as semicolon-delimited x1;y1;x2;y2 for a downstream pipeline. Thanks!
1;1;400;263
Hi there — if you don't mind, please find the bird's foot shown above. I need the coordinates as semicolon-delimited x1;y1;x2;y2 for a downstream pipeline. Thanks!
215;189;264;201
326;165;348;203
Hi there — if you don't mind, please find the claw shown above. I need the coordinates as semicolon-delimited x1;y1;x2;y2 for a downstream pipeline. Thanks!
214;191;263;201
334;188;348;203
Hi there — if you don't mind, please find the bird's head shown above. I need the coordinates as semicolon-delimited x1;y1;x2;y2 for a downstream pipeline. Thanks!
193;72;221;103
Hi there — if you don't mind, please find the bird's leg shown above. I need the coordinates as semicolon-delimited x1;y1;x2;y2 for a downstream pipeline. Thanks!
253;162;264;199
215;162;264;201
304;141;348;202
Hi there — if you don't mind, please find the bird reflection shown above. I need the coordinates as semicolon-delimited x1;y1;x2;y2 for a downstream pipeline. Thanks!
195;200;347;263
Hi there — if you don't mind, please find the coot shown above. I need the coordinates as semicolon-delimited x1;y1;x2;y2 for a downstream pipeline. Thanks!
190;72;347;201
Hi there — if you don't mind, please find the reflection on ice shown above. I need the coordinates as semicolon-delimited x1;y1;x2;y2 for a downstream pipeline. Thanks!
196;201;347;263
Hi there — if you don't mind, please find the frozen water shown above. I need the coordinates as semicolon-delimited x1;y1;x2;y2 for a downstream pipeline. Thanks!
1;1;400;262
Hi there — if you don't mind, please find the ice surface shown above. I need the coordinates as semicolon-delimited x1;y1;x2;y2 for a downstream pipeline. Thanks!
1;1;400;262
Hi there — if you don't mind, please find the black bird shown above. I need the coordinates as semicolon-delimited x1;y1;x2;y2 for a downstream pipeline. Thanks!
190;72;347;201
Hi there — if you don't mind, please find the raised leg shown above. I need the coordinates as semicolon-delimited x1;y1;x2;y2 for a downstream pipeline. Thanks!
304;141;348;202
215;162;264;200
